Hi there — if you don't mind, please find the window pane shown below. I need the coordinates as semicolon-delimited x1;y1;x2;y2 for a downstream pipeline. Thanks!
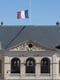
27;60;34;66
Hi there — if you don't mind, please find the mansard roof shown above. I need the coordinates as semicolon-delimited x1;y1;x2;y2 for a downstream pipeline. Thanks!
0;25;60;49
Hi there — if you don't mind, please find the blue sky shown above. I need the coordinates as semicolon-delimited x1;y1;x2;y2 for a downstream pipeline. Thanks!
0;0;60;25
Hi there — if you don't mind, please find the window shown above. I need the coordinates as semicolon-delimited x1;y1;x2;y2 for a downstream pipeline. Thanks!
11;58;20;73
41;57;50;73
26;58;35;73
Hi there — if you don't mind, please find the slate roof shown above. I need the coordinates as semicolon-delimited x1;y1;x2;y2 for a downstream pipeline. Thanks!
0;25;60;49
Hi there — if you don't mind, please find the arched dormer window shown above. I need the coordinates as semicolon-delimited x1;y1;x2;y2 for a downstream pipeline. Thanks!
26;58;35;73
11;58;20;73
41;57;50;73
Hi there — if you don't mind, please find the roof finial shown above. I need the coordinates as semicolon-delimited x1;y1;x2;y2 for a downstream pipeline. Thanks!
56;21;60;26
1;21;3;26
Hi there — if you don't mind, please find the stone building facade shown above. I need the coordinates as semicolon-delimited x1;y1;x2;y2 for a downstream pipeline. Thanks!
0;25;60;80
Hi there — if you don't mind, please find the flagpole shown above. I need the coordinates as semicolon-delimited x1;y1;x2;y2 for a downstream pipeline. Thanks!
29;0;32;25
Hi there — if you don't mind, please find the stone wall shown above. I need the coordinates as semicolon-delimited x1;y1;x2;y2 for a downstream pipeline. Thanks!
4;51;54;80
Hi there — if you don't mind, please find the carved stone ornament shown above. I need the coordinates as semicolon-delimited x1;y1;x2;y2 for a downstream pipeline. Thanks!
8;40;52;51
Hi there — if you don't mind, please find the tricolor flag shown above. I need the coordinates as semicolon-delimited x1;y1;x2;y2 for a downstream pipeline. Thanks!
17;10;29;19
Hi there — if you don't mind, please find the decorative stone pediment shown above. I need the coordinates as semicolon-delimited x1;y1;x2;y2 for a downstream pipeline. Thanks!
8;40;53;51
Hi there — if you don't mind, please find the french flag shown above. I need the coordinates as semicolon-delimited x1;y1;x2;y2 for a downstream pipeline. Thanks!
17;10;29;19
